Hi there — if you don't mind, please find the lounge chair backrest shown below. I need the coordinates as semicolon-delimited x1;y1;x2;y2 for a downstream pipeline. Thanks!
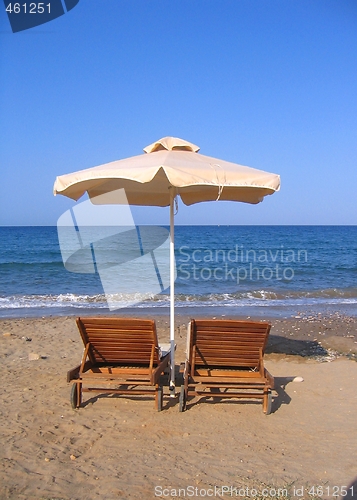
76;317;160;366
189;319;271;369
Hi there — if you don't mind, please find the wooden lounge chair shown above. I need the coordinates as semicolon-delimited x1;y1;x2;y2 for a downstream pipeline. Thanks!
67;317;171;411
179;319;274;414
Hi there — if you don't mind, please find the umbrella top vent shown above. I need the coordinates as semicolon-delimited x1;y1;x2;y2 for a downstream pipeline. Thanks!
143;136;200;154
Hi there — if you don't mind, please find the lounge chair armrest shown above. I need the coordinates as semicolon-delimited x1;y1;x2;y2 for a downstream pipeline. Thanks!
67;360;94;382
150;353;170;385
67;364;81;383
265;369;275;389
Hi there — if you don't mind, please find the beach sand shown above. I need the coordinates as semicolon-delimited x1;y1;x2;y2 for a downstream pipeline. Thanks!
1;313;357;499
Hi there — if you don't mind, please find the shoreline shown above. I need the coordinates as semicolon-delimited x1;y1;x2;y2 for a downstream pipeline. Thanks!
1;310;357;359
1;300;357;320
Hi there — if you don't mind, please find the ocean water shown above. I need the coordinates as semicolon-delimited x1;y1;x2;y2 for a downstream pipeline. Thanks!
0;225;356;318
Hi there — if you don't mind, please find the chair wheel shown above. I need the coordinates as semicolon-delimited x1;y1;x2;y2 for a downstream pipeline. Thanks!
70;383;78;409
179;385;186;412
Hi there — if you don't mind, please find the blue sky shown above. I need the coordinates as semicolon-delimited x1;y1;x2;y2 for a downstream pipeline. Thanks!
1;0;356;226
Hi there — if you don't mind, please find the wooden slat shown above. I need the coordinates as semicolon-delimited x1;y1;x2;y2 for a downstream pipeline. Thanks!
190;319;269;371
72;316;170;409
183;319;274;411
193;370;262;379
83;387;156;394
194;382;266;388
76;316;161;365
192;391;265;399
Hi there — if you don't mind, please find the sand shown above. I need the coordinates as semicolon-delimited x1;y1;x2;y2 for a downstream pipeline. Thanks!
1;313;357;499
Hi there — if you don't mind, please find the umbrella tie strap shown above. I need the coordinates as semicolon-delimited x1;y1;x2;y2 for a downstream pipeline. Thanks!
210;163;225;201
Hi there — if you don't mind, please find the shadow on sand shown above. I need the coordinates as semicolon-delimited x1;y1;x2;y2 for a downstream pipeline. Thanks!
77;337;322;414
175;335;325;414
266;334;328;357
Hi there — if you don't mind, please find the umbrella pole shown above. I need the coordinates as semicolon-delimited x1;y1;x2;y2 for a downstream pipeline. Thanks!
169;189;176;397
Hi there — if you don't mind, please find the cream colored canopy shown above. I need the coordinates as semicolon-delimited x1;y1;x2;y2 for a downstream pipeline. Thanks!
53;136;280;205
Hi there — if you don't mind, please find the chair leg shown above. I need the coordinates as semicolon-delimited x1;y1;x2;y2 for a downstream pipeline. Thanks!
157;386;163;412
179;385;187;412
155;384;163;411
263;389;272;415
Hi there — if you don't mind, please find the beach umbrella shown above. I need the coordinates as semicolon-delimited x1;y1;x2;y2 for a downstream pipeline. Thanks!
53;136;280;395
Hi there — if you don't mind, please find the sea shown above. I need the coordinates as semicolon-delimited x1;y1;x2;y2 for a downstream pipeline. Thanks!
0;225;356;319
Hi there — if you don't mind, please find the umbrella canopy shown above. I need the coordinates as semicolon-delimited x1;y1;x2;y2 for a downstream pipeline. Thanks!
54;137;280;395
54;136;280;206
